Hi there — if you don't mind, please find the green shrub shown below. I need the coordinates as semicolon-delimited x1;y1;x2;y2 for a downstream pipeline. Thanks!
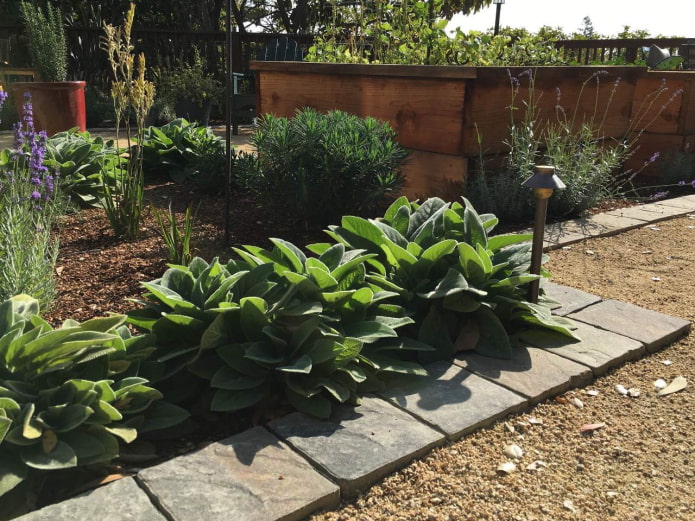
0;295;188;514
154;50;223;116
312;196;577;360
140;118;225;184
243;108;408;229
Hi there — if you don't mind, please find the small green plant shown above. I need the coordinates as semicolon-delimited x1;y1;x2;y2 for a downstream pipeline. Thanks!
0;295;188;516
151;200;198;265
155;50;223;122
0;93;63;309
100;4;155;239
43;129;120;208
244;108;408;229
140;118;225;184
19;1;68;82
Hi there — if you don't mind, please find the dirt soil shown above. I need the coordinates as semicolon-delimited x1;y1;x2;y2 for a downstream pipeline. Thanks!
47;188;694;521
310;215;695;521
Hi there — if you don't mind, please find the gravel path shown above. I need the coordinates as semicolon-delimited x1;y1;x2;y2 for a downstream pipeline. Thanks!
310;215;695;521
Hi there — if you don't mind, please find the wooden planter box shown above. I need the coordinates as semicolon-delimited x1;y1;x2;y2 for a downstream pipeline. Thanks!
252;62;694;198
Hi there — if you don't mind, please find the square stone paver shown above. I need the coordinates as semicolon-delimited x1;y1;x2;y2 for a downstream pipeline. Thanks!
521;320;645;376
624;202;691;219
379;361;527;440
603;205;668;223
655;195;695;211
138;426;339;521
543;282;602;316
582;213;647;234
16;477;165;521
268;396;444;497
454;346;593;403
569;299;691;352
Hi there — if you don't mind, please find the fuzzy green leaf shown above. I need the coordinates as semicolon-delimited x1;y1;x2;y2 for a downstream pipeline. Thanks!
21;440;78;470
210;388;264;412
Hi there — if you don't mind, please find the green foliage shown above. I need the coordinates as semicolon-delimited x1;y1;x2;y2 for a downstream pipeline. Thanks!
307;1;566;67
44;129;120;209
101;4;155;240
243;108;408;228
140;118;225;184
128;246;427;418
0;295;188;507
19;1;68;82
154;50;223;110
467;70;682;222
151;201;198;265
0;95;64;309
313;197;578;359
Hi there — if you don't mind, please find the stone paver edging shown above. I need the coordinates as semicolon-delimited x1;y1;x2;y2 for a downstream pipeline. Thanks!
15;196;695;521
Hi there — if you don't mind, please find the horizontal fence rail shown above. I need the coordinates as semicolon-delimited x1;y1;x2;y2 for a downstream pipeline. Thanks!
555;38;695;68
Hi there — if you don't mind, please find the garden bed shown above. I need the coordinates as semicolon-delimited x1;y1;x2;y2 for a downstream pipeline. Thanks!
45;182;324;325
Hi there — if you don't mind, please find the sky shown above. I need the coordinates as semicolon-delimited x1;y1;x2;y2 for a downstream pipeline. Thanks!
448;0;692;37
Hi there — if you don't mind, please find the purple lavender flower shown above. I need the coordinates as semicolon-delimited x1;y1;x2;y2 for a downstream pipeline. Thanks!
678;180;686;186
692;179;695;188
30;190;41;200
649;152;660;163
649;191;669;200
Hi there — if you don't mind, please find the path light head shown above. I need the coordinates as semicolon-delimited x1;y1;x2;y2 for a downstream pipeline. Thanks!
646;45;684;70
523;165;565;304
522;165;565;199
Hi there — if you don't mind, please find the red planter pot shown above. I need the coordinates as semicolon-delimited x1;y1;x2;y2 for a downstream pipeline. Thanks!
11;81;86;136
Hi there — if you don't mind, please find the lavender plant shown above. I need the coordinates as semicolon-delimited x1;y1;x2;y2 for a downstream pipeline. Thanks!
468;70;684;221
0;91;63;308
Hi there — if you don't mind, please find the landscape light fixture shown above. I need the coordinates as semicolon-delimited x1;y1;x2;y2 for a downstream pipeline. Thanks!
521;165;565;304
645;44;684;70
492;0;505;36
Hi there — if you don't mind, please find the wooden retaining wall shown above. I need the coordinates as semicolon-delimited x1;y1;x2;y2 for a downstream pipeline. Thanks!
252;62;695;198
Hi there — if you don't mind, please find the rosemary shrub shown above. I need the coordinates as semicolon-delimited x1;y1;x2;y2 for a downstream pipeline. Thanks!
19;1;68;82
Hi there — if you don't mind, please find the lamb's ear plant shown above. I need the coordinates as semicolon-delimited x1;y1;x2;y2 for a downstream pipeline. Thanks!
314;196;578;359
0;295;188;513
44;129;120;208
128;240;429;418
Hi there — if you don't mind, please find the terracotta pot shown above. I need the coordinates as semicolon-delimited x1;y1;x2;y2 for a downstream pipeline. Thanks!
11;81;86;136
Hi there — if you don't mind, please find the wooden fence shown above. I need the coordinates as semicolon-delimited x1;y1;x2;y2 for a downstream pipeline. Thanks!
555;38;695;68
0;25;314;88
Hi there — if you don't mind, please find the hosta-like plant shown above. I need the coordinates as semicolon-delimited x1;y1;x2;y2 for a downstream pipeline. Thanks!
312;196;578;359
128;241;429;418
43;129;121;208
139;118;225;183
0;295;187;507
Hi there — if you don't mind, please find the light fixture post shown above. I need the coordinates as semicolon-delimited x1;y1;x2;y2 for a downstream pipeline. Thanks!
521;165;565;303
493;0;505;36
